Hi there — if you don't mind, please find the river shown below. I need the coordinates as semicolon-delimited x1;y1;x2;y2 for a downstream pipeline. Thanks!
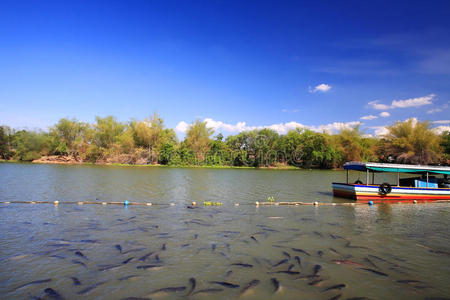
0;163;449;299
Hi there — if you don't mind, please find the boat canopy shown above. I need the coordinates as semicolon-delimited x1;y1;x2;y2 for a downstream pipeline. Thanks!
343;162;450;175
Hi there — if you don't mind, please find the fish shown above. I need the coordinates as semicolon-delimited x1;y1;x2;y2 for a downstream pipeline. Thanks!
115;244;122;253
328;294;342;300
77;280;108;295
287;264;295;271
295;256;301;267
194;234;199;239
148;286;186;295
250;236;258;243
323;284;346;292
210;281;240;288
297;275;320;280
211;243;217;252
282;251;291;259
122;257;134;264
272;259;289;268
397;279;421;284
154;254;160;262
13;279;52;291
70;277;81;286
345;241;370;250
136;264;163;270
309;279;324;286
79;239;99;244
181;244;190;248
138;252;154;262
161;243;167;251
118;275;140;281
363;257;377;268
122;248;146;255
359;268;388;277
50;255;65;259
230;263;253;268
313;264;322;275
225;270;233;278
186;277;196;296
332;260;362;267
239;279;260;296
268;270;300;275
75;251;88;260
121;297;150;300
313;231;324;238
192;288;224;295
98;264;122;271
329;248;341;255
292;248;311;256
44;288;65;299
318;250;324;258
271;278;280;293
72;259;87;268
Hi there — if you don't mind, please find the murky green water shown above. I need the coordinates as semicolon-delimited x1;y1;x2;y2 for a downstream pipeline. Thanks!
0;163;449;299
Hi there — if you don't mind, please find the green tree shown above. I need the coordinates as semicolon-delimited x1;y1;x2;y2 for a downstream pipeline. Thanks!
12;130;52;161
0;126;13;159
50;118;90;156
384;118;440;164
185;120;214;162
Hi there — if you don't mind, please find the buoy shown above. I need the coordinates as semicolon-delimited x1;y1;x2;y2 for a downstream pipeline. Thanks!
31;201;36;204
192;201;197;206
54;201;59;205
368;201;373;206
170;203;175;206
413;200;417;204
124;200;130;206
77;201;83;205
234;203;239;206
313;201;319;206
146;202;152;206
255;201;260;206
4;201;10;204
332;203;336;206
102;202;107;205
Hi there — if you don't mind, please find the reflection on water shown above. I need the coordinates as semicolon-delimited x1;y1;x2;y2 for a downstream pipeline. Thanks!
0;163;449;299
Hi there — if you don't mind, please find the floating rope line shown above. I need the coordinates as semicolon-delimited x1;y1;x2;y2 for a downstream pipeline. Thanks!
0;200;449;206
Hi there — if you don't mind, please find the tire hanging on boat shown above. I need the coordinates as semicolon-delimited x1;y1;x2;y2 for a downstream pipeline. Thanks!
379;182;392;195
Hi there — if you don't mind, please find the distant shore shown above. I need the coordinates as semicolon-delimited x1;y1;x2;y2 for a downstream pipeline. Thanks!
0;156;309;170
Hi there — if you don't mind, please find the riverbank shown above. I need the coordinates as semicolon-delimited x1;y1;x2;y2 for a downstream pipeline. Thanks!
22;156;302;170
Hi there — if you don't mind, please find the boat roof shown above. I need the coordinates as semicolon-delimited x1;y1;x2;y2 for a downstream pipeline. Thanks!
343;162;450;175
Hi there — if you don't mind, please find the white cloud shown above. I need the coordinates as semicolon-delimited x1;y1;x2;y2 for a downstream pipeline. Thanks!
282;109;300;113
379;111;390;117
371;126;389;136
175;118;360;135
309;83;332;93
427;103;448;114
367;100;390;110
175;121;189;133
434;126;450;134
360;115;378;120
433;120;450;124
368;94;435;110
391;94;434;108
427;108;442;114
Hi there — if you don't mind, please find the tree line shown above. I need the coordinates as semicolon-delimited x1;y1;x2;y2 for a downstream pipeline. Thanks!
1;114;449;168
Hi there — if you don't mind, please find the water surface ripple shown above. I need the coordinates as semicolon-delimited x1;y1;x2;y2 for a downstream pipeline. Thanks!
0;163;449;299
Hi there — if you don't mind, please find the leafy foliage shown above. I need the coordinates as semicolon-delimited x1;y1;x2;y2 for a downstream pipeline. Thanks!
0;117;447;167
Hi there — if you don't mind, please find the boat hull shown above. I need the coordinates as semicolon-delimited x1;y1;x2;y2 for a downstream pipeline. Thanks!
332;183;450;203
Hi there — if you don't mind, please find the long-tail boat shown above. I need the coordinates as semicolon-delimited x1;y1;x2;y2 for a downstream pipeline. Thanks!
332;162;450;202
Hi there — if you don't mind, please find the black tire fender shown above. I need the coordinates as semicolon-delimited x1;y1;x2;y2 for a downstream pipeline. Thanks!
379;182;392;195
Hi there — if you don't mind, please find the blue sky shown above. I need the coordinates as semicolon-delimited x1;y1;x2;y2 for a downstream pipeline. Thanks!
0;0;449;137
